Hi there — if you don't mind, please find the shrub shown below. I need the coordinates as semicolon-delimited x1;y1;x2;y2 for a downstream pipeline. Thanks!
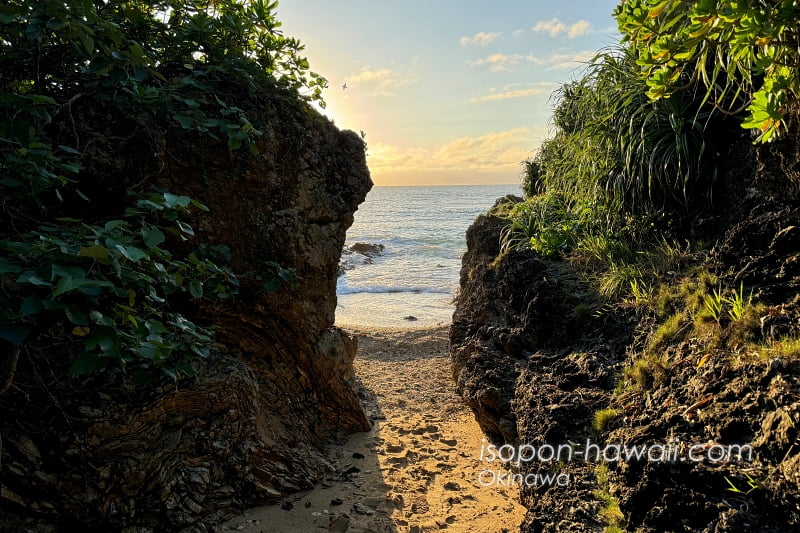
500;193;585;256
615;0;800;142
0;0;316;380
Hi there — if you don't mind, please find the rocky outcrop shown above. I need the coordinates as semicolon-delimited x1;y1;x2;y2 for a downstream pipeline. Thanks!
452;194;800;531
0;93;372;530
339;242;385;274
450;213;598;443
450;213;634;531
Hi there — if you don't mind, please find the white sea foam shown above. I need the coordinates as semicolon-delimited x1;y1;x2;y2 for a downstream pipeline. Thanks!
336;184;521;327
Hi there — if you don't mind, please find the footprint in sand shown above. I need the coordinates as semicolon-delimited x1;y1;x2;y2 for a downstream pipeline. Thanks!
412;424;439;435
386;455;408;466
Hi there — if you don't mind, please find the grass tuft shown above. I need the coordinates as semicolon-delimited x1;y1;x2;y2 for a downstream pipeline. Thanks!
593;408;621;433
594;464;625;532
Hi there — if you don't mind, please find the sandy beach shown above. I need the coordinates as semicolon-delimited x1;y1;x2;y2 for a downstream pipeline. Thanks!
219;325;524;532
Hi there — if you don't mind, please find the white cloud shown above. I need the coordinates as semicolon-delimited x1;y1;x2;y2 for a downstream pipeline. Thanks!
532;18;592;38
346;66;417;96
527;50;596;70
368;128;535;174
469;50;595;72
513;29;524;38
567;20;592;38
532;18;566;37
467;53;522;72
471;83;557;102
459;31;502;47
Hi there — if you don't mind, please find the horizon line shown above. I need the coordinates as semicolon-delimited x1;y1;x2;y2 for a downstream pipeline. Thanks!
372;182;522;188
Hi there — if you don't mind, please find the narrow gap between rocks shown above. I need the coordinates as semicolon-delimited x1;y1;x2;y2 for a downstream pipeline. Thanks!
220;326;525;533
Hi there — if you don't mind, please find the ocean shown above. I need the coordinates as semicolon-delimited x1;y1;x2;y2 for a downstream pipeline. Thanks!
336;184;522;328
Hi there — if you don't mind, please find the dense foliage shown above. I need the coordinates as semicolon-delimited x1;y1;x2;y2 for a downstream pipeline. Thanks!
509;1;799;296
508;2;800;296
0;0;317;380
533;48;717;210
514;0;800;262
615;0;800;142
512;46;721;272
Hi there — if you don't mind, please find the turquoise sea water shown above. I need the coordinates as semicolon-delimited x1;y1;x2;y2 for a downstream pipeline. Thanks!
336;184;522;328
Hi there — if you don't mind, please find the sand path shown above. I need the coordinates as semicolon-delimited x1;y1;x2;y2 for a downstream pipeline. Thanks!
219;325;524;532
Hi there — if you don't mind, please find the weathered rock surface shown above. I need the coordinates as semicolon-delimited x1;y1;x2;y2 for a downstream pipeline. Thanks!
452;190;800;530
349;242;385;258
339;242;385;275
0;93;372;530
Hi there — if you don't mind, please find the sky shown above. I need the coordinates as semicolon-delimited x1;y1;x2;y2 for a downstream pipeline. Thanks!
277;1;622;186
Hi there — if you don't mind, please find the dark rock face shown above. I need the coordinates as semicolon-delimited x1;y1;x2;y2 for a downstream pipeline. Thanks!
754;103;800;203
0;101;372;530
451;214;585;442
451;213;633;531
452;192;800;531
712;206;800;305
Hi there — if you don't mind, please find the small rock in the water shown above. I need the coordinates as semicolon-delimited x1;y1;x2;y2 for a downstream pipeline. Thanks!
281;501;293;511
404;315;418;321
330;498;344;506
349;242;385;257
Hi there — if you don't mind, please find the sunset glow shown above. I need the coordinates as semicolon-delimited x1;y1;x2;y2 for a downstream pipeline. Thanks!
278;1;621;185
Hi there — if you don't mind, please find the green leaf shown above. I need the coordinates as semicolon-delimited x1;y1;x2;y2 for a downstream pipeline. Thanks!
145;320;166;336
162;367;178;382
175;358;197;376
163;193;191;209
20;296;45;317
176;221;194;236
64;306;89;326
137;199;164;211
263;278;281;292
85;330;118;353
17;271;52;287
114;244;148;262
190;199;210;212
58;144;81;154
28;94;57;105
80;245;110;260
142;227;166;248
89;310;114;326
174;114;192;129
0;258;21;274
188;280;203;298
0;326;30;345
53;275;86;298
104;220;127;231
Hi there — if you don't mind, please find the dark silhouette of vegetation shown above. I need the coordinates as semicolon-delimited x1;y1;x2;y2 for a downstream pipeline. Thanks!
0;0;319;381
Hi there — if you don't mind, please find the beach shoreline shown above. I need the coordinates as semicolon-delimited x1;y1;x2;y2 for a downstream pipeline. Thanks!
335;294;454;330
219;324;525;532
